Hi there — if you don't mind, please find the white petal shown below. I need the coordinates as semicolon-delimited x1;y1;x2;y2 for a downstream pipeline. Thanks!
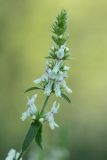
16;153;20;159
34;74;48;84
7;149;15;157
45;103;59;130
30;94;37;104
54;122;59;128
49;119;59;130
41;73;49;81
46;67;52;75
51;101;60;114
5;149;22;160
65;86;72;93
44;81;53;96
65;47;69;52
45;112;53;122
63;66;70;71
62;80;72;93
49;120;55;130
27;94;37;110
54;83;61;97
20;111;29;121
29;105;37;115
33;78;41;84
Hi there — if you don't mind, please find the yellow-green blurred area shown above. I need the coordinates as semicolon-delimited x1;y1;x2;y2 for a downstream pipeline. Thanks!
0;0;107;159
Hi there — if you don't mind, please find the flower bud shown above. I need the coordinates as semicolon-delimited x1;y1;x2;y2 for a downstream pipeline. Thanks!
59;35;62;39
65;47;69;52
39;118;44;124
31;115;36;120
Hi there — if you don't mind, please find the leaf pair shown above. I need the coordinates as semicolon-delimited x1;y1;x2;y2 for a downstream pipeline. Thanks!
25;87;71;104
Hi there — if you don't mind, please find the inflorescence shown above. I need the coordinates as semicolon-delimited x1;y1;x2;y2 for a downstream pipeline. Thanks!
5;9;72;160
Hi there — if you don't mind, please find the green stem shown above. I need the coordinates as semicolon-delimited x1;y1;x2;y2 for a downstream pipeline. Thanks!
40;96;50;115
17;151;23;160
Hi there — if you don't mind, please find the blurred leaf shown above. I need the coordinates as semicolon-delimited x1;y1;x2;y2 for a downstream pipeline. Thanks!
52;9;67;35
24;86;43;93
61;93;71;103
45;56;52;59
22;121;41;152
35;125;43;149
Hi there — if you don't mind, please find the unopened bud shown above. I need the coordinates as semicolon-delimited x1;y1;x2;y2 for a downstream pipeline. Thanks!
39;118;44;124
59;35;62;39
32;115;36;120
65;47;69;52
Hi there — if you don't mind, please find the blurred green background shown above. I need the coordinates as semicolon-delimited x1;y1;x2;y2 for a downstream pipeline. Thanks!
0;0;107;159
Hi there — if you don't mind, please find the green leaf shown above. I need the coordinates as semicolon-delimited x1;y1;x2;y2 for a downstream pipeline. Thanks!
24;86;43;93
52;9;67;36
45;56;52;59
61;93;71;103
22;121;41;152
35;125;43;149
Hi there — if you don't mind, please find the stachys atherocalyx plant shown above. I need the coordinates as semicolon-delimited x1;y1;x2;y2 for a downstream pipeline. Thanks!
5;9;72;160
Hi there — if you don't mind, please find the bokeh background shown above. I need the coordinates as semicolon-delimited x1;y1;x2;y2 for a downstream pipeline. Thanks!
0;0;107;159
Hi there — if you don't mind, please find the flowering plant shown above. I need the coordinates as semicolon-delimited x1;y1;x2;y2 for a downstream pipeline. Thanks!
5;9;72;160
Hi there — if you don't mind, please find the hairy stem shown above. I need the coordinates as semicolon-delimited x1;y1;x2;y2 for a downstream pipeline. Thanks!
40;96;50;114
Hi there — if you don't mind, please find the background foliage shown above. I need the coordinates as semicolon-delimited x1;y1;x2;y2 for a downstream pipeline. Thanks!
0;0;107;159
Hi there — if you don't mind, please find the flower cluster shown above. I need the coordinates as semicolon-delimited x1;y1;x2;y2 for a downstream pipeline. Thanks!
5;149;22;160
33;10;72;97
21;95;59;130
34;44;72;97
21;94;38;121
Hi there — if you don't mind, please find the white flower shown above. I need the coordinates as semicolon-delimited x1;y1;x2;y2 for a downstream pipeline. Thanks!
27;94;37;111
5;149;22;160
34;73;48;84
45;101;59;130
52;61;61;74
44;81;53;96
21;94;38;121
33;44;71;97
62;80;72;93
57;46;65;59
55;71;66;81
46;67;55;79
54;82;61;97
